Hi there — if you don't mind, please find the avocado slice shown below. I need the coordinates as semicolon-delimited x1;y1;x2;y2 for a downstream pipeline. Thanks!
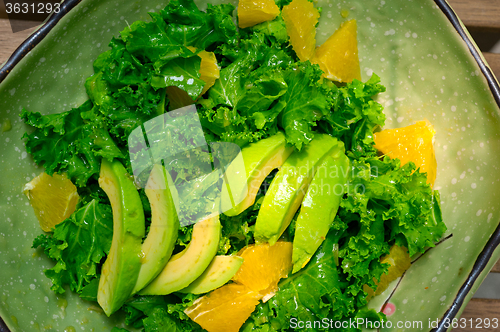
132;164;179;294
221;131;294;216
292;147;349;273
97;159;145;316
254;134;342;245
139;214;221;295
179;255;244;294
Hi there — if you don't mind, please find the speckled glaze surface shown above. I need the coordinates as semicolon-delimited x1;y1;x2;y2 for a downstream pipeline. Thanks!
1;0;499;331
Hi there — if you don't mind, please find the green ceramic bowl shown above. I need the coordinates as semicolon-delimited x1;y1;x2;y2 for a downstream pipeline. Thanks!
1;0;499;331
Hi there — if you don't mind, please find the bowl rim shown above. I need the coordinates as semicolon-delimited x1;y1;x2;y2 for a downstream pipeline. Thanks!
431;1;500;330
0;0;82;82
1;0;500;331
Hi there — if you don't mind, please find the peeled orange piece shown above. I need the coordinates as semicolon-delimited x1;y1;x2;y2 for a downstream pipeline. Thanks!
373;120;437;186
167;47;220;110
197;50;220;96
23;172;79;232
232;242;293;299
185;283;261;332
185;242;292;332
312;19;361;83
282;0;320;61
364;245;411;300
238;0;280;29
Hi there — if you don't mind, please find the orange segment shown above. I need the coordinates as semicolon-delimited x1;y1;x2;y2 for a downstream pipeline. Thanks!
312;19;361;83
185;283;261;332
197;50;220;96
282;0;320;61
184;242;292;332
232;242;293;298
373;120;437;186
166;48;220;110
238;0;280;29
364;245;411;300
23;172;79;232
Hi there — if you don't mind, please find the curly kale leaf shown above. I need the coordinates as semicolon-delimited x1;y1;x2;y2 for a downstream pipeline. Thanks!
32;200;113;298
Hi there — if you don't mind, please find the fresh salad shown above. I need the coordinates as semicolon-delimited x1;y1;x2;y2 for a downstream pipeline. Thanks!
20;0;447;331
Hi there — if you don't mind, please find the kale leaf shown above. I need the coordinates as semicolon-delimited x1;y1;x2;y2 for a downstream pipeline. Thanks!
32;200;113;297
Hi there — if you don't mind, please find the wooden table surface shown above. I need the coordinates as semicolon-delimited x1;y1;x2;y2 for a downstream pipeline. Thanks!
1;0;500;331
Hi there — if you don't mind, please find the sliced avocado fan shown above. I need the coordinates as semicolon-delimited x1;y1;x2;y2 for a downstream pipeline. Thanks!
221;131;294;216
139;214;221;295
132;164;179;294
97;159;145;316
292;145;349;273
254;134;343;245
179;255;244;294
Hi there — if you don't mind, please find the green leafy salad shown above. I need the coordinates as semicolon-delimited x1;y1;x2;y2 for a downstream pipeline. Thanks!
21;0;447;331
